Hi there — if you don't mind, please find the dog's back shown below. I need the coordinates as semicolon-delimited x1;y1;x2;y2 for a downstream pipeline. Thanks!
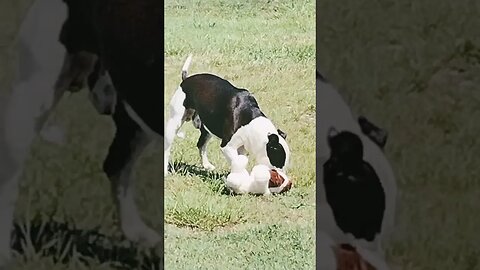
180;73;265;137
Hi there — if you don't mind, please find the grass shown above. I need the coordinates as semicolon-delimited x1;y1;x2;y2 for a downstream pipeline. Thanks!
164;0;315;269
318;1;480;269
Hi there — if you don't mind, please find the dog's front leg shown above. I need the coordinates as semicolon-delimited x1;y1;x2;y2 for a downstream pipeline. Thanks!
103;104;160;246
221;145;240;166
221;131;244;167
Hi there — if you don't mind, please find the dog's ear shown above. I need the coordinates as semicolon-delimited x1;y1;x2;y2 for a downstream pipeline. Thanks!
277;129;287;139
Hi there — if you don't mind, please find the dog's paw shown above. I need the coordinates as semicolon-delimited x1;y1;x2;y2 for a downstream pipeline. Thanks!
122;222;161;247
202;162;216;171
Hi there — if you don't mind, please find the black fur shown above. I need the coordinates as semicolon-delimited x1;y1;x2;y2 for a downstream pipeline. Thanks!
266;133;286;168
180;73;287;168
323;128;385;242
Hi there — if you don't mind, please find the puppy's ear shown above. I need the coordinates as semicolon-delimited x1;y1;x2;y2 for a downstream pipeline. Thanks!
277;129;287;139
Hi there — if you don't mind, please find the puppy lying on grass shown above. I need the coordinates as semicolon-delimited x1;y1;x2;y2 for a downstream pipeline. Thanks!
225;155;292;195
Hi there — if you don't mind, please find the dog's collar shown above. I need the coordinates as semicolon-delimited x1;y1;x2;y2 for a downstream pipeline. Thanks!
268;170;290;193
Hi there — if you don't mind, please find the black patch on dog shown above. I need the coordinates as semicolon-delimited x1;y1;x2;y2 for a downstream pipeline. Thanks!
181;73;265;144
323;128;385;242
266;133;287;169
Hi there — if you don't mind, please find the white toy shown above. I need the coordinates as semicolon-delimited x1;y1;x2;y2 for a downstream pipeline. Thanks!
225;155;292;195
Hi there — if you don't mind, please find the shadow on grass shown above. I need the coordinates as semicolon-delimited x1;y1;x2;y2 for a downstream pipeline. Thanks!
168;161;235;195
12;217;161;270
168;161;278;198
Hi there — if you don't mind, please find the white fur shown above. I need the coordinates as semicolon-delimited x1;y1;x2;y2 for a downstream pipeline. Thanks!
225;155;271;195
181;54;193;75
0;0;68;266
221;116;290;171
225;154;291;195
164;86;187;176
316;77;397;254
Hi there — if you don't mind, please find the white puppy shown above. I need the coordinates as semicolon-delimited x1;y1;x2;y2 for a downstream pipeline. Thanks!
225;154;292;195
225;155;271;195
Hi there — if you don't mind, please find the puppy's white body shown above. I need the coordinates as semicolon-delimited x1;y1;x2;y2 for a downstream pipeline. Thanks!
0;0;68;266
225;155;271;195
317;77;397;254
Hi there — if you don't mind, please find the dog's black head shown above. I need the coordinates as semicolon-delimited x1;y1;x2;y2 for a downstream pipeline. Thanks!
266;133;287;169
327;127;364;166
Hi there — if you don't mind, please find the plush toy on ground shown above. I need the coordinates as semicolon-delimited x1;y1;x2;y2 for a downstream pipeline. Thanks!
226;155;292;195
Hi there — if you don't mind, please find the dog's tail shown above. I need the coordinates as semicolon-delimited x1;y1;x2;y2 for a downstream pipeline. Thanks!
181;54;193;80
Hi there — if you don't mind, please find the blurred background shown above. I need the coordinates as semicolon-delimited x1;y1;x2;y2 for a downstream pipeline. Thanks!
1;1;163;269
318;1;480;269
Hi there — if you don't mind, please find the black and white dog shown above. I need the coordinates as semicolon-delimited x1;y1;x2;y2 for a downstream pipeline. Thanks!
164;55;290;176
316;70;397;256
0;0;161;266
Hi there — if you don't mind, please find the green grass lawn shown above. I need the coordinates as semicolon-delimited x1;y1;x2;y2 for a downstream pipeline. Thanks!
164;0;315;269
318;1;480;269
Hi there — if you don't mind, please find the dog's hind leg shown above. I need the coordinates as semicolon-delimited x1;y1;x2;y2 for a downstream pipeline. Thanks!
103;103;160;246
197;126;215;170
164;86;187;176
